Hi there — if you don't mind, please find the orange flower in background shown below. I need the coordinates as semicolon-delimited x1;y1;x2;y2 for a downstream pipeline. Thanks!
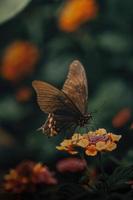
56;158;87;173
56;129;122;156
3;161;57;193
1;41;39;82
112;108;131;128
59;0;98;32
16;87;32;102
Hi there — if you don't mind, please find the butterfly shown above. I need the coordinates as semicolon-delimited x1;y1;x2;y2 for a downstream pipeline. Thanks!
32;60;92;137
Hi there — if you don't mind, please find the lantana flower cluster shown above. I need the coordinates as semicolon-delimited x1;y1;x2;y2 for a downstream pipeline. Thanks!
3;161;57;193
56;129;121;156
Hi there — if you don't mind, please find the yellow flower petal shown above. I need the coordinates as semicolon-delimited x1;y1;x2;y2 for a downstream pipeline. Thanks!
96;141;106;151
60;139;72;146
106;141;117;151
109;133;122;142
95;128;107;135
56;146;67;151
77;138;89;148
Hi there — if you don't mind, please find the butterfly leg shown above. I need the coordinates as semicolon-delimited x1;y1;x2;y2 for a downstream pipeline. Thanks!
37;123;46;134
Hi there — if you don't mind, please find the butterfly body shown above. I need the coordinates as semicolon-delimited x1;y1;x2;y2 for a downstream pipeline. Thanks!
32;60;90;137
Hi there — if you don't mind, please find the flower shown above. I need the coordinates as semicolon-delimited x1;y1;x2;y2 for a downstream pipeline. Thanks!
112;108;131;128
3;161;57;193
1;41;39;82
56;157;87;173
32;163;57;185
16;87;32;102
58;0;98;32
56;129;122;156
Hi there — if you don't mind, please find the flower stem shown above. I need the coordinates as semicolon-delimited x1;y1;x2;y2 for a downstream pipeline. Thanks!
98;152;106;179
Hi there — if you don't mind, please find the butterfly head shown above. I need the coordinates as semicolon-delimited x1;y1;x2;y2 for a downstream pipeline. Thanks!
78;113;92;127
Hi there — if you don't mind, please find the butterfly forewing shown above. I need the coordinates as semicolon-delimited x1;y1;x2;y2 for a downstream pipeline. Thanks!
32;81;79;114
62;60;88;115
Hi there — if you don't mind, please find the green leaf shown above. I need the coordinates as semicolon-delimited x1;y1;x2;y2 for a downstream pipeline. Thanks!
0;0;31;24
107;165;133;187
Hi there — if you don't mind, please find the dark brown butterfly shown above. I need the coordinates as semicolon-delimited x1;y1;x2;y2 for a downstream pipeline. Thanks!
32;60;92;136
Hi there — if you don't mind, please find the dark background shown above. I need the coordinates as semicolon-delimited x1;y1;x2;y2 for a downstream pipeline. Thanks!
0;0;133;170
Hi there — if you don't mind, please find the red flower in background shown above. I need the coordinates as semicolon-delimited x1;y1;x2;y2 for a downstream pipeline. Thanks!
112;108;131;128
56;158;87;173
16;87;32;102
3;161;57;193
1;41;39;82
58;0;98;32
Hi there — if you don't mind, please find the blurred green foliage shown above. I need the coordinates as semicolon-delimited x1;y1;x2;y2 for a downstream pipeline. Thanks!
0;0;133;169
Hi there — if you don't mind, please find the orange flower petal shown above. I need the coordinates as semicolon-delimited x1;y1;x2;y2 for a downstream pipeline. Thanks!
33;163;44;173
4;170;18;180
85;145;97;156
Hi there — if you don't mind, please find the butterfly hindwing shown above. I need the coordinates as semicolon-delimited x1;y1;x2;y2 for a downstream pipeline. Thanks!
41;113;76;136
32;80;81;136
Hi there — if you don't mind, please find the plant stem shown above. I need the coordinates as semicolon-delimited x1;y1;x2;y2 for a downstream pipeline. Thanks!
98;152;106;179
